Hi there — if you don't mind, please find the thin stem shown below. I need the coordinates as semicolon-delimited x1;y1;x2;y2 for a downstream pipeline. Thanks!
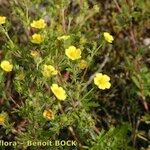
113;0;122;13
61;8;66;33
1;26;15;48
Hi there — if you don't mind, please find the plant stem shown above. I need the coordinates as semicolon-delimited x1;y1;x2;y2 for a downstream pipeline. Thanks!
1;26;15;48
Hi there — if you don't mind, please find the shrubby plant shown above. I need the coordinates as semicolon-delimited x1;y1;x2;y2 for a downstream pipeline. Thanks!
0;0;149;150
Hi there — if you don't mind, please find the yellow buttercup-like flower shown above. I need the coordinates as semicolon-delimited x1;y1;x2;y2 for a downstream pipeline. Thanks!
65;46;81;60
103;32;114;43
30;50;40;58
43;109;54;120
79;59;88;69
0;16;6;25
31;33;44;44
31;19;46;29
51;84;67;100
57;35;70;40
0;113;6;125
0;60;13;72
94;73;111;90
42;65;58;78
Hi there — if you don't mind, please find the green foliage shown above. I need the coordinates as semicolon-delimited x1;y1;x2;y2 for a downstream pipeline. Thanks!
0;0;150;150
132;66;150;98
90;124;133;150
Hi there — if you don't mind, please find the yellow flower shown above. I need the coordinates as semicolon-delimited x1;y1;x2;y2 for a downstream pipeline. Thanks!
43;109;54;120
94;73;111;90
79;59;88;69
30;50;40;58
31;33;44;44
51;84;67;100
31;19;46;29
0;16;6;25
103;32;114;43
65;46;81;60
0;113;6;125
57;35;70;40
0;60;13;72
42;65;58;78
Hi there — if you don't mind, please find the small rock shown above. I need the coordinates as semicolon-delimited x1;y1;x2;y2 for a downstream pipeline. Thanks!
143;38;150;46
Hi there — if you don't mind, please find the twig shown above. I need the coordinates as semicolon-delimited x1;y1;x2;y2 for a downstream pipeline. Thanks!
140;86;149;112
81;50;110;91
80;0;83;7
113;0;122;13
93;126;100;134
129;27;137;51
5;74;12;99
61;8;66;33
133;118;140;147
81;67;88;82
67;17;72;32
